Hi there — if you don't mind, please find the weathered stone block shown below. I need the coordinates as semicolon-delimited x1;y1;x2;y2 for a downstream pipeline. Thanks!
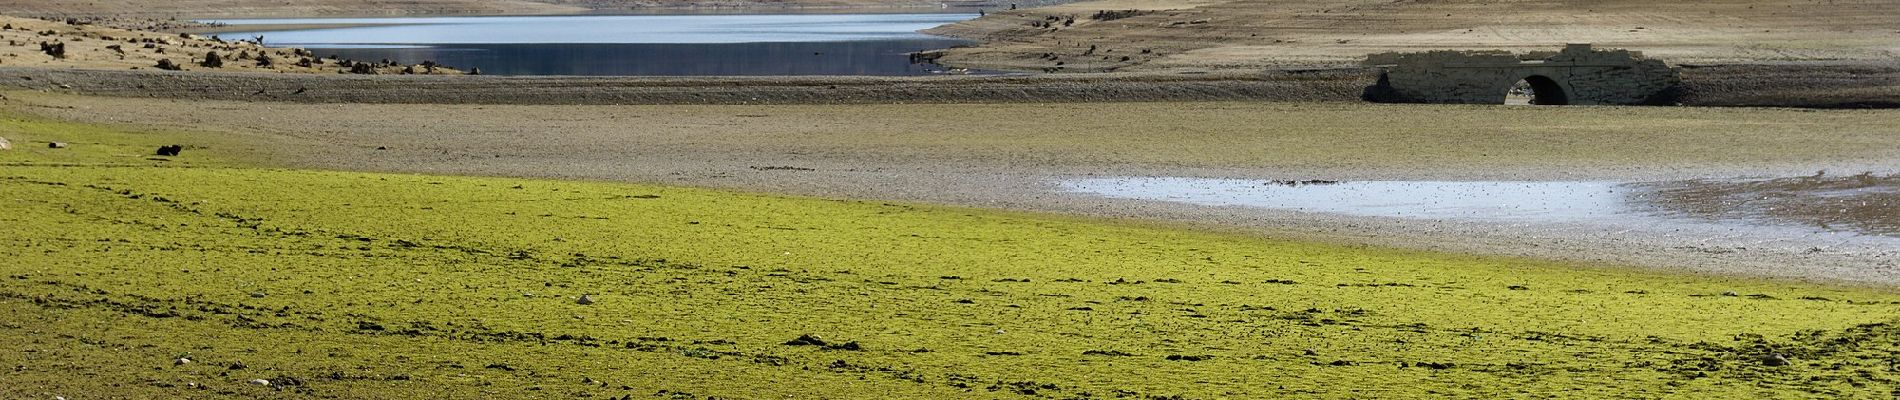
1362;44;1683;105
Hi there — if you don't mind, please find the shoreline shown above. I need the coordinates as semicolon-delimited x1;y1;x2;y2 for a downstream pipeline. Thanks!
3;64;1896;109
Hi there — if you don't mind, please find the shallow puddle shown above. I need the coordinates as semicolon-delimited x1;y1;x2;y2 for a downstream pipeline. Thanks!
1061;175;1900;237
1060;178;1632;223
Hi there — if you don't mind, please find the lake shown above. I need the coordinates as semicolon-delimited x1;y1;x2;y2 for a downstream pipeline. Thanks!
204;14;979;76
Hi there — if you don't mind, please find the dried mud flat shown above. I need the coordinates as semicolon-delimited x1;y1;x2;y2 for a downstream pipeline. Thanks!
9;91;1900;285
1638;173;1900;237
3;62;1896;108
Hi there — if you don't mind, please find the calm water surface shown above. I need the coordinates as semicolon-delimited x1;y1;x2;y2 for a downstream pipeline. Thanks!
205;14;978;76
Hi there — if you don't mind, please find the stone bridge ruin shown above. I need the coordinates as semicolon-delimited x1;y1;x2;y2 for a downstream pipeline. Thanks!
1361;44;1682;105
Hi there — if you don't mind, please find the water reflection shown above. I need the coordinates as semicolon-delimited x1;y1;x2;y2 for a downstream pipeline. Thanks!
206;14;976;45
1060;177;1631;222
204;14;978;76
305;40;970;76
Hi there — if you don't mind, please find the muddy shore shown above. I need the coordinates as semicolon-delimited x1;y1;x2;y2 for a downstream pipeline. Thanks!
3;64;1896;107
0;67;1370;104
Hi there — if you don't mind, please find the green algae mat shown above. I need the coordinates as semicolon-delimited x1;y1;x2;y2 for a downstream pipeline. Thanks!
3;116;1899;399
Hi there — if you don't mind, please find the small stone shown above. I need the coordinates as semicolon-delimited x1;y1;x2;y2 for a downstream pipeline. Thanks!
575;294;594;305
0;136;10;150
1721;291;1739;297
783;334;826;346
1763;353;1791;366
249;379;271;385
47;142;66;149
174;357;191;366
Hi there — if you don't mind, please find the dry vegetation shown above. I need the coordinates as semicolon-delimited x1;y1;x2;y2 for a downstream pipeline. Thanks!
0;0;586;19
0;16;463;75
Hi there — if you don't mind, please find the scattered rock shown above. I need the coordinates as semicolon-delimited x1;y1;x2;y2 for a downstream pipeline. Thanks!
154;59;182;71
783;334;826;346
173;357;191;366
47;142;66;149
249;379;271;386
1762;353;1791;366
828;341;862;351
1721;291;1740;297
575;294;595;305
0;136;9;150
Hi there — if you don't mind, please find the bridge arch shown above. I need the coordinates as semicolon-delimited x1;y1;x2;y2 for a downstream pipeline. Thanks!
1505;75;1570;105
1361;44;1680;106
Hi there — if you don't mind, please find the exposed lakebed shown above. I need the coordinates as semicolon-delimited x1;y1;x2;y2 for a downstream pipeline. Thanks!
203;14;979;76
1062;175;1900;239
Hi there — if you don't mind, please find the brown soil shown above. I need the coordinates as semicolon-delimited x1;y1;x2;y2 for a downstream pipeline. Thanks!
927;0;1900;72
0;0;1001;19
0;16;463;75
6;63;1897;108
1678;64;1900;109
1639;173;1900;236
0;0;586;19
0;66;1368;104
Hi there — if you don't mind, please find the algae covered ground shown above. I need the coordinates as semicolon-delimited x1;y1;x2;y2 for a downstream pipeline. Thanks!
4;116;1900;399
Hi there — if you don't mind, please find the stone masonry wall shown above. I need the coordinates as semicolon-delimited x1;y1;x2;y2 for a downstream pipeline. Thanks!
1362;44;1683;105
